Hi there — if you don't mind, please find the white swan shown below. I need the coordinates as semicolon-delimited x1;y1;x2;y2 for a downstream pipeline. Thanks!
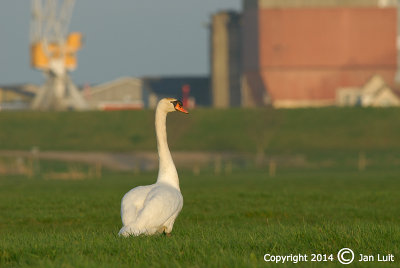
118;98;188;236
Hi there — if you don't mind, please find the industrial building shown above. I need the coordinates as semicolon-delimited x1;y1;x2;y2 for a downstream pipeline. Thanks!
209;0;400;108
241;0;399;107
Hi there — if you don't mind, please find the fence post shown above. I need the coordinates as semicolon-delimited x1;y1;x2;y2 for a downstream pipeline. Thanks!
269;159;276;177
214;155;222;175
358;152;366;171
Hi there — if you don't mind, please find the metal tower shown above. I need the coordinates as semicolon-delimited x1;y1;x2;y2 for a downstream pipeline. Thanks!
30;0;87;110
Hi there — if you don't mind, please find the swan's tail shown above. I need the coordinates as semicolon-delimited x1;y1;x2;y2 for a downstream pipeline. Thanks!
118;225;153;237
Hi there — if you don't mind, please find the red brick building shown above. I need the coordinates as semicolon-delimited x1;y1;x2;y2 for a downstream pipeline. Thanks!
242;0;398;107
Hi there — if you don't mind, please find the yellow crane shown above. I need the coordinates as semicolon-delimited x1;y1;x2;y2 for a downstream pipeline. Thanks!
30;0;87;110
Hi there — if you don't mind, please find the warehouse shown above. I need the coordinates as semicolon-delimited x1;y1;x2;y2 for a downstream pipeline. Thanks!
241;0;399;107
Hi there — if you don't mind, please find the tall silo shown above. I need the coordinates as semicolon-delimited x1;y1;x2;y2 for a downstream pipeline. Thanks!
210;11;242;108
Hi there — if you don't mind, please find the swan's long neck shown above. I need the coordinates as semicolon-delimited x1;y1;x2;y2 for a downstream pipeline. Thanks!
155;106;180;190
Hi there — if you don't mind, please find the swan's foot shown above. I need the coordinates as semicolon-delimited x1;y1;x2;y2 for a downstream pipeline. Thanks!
163;232;172;237
160;226;172;237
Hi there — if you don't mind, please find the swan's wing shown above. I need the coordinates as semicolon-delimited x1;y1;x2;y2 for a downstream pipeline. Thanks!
121;185;154;226
135;185;183;229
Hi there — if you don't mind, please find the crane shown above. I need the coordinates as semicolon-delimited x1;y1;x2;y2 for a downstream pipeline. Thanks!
30;0;87;110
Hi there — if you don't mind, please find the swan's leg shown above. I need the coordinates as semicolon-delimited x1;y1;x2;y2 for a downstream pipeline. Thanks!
163;212;179;234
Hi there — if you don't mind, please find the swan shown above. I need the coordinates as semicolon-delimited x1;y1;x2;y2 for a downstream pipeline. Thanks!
118;98;188;236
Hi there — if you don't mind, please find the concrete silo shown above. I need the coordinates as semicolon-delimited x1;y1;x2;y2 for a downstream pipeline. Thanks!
210;11;242;108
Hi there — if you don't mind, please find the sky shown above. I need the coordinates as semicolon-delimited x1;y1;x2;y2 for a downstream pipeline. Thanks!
0;0;241;86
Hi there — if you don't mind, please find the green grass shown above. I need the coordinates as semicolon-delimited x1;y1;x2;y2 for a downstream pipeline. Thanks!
1;107;400;267
1;107;400;154
1;168;399;267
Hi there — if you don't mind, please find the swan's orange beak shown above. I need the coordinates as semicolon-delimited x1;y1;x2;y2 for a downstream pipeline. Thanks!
175;103;189;114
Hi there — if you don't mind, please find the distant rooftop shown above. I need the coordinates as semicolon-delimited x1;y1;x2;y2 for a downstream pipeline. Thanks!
0;85;36;98
244;0;397;9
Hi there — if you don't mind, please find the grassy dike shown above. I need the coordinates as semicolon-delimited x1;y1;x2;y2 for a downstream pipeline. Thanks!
0;107;399;154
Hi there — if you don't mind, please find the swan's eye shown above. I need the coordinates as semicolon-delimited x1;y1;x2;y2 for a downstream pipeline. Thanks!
171;100;182;109
171;100;189;114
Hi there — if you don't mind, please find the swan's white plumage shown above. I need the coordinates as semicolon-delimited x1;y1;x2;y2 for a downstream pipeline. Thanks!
118;98;186;237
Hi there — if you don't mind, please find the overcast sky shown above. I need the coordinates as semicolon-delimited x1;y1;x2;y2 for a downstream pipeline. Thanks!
0;1;241;85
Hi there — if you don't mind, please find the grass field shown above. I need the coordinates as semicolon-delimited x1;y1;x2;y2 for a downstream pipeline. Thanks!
1;108;399;267
1;166;399;267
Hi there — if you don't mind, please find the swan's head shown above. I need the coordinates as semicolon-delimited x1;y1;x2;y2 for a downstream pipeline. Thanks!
159;98;189;114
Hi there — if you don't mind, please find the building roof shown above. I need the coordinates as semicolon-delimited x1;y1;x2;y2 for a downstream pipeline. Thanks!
244;0;397;9
87;77;142;96
0;85;36;98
